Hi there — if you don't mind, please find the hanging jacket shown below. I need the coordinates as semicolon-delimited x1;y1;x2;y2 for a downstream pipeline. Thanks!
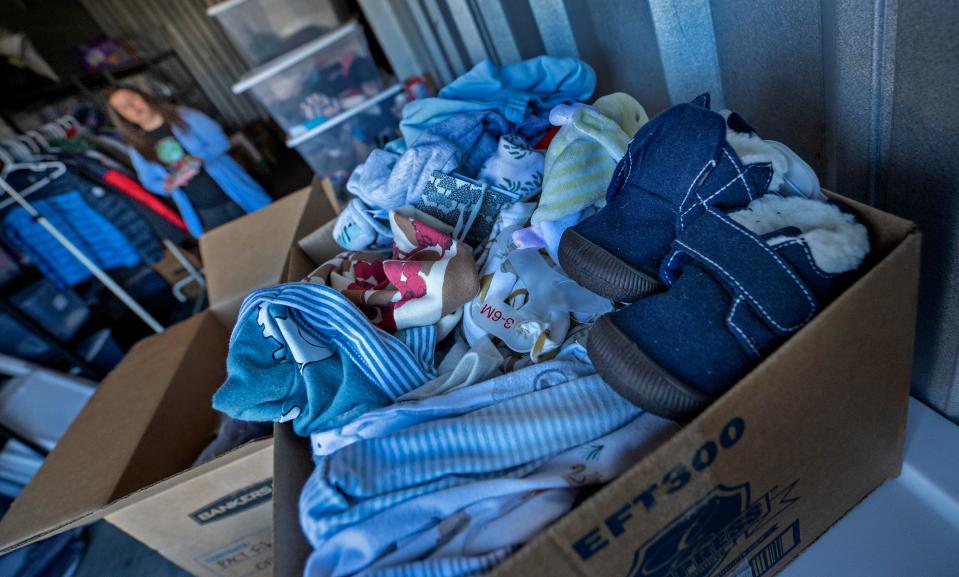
128;108;271;237
4;169;165;266
4;191;142;287
102;170;187;234
67;154;188;239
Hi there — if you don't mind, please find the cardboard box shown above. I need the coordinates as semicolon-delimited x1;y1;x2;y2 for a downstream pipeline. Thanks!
0;189;920;577
0;185;338;577
270;193;921;577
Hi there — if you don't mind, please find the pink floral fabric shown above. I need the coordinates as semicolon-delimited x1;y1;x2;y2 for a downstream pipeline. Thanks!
307;211;479;331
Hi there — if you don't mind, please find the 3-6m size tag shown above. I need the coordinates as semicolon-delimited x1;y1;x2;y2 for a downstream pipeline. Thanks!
469;299;537;352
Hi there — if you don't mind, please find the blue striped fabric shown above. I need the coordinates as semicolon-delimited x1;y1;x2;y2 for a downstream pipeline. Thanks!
237;284;437;397
300;361;645;576
361;549;511;577
310;358;596;457
213;283;437;435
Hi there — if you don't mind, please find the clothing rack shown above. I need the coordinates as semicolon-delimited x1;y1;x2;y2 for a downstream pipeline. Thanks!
0;151;165;333
5;116;208;310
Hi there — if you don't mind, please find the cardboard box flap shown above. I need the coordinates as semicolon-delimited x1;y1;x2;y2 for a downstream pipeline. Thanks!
0;314;217;553
286;220;343;283
296;220;339;267
825;191;917;256
103;437;273;523
201;185;337;327
272;423;314;577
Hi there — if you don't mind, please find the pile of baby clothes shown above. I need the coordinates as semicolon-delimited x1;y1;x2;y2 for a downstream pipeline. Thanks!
210;57;873;577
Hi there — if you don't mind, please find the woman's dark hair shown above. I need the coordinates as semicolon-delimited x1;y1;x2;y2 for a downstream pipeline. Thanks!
105;85;186;162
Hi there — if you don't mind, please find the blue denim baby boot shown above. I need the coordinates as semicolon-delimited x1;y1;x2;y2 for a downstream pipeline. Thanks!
559;95;774;302
587;195;870;419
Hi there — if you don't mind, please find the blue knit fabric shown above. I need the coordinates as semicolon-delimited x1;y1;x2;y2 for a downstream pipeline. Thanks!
400;57;596;145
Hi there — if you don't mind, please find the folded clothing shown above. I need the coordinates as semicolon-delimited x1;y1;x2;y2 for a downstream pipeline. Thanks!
400;56;596;145
333;198;392;251
308;211;480;332
311;356;593;456
348;111;510;210
311;414;675;577
212;283;437;436
476;134;544;201
414;171;524;248
301;357;677;577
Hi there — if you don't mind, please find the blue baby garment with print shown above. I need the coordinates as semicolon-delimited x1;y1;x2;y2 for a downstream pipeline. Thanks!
212;283;436;436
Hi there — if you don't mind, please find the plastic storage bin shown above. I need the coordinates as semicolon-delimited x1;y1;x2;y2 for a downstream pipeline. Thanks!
288;84;404;179
207;0;343;66
0;369;94;451
233;21;383;138
10;280;89;342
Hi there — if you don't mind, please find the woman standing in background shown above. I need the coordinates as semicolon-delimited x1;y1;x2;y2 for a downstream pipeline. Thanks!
107;86;270;236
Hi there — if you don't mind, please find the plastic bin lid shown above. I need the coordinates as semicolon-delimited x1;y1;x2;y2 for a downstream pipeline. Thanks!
206;0;256;16
286;83;403;148
232;20;361;94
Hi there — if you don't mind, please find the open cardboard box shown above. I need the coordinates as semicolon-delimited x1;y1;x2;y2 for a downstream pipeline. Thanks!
0;185;338;577
270;193;921;577
0;187;920;577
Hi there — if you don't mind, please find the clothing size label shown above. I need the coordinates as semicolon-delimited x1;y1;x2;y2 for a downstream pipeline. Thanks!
470;300;536;352
477;302;517;329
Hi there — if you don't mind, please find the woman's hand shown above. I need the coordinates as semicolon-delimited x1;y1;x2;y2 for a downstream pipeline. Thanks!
163;173;176;193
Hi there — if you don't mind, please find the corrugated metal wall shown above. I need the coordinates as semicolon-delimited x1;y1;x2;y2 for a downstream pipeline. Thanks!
80;0;263;128
360;0;959;421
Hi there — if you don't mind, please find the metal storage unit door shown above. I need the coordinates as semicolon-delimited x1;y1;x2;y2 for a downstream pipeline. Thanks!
360;0;959;422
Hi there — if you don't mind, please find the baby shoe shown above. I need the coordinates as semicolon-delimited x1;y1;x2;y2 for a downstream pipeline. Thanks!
720;110;824;200
558;95;774;302
587;195;870;420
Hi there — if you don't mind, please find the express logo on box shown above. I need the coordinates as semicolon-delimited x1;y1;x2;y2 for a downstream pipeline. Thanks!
189;480;273;525
625;482;800;577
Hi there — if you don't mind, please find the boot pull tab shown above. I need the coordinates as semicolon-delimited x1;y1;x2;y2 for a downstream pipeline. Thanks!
691;93;712;109
672;209;819;335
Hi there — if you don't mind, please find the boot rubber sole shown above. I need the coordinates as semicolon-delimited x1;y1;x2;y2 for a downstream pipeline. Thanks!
588;315;710;421
559;228;663;303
